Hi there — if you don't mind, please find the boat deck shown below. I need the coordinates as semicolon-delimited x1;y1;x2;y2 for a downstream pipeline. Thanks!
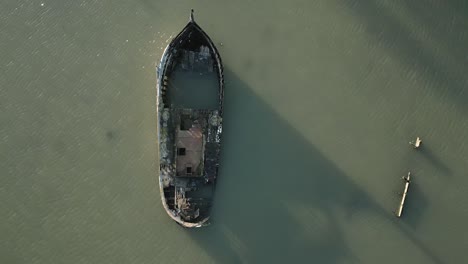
158;107;222;222
176;126;204;176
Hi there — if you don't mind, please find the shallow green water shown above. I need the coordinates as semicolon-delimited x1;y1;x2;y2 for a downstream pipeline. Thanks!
1;0;468;263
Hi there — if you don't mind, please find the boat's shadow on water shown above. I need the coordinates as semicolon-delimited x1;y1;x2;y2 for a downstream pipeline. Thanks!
185;70;443;264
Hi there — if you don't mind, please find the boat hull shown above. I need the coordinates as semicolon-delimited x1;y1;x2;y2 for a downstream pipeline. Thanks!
156;11;224;228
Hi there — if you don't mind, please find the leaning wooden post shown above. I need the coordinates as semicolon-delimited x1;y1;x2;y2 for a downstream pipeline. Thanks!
409;137;422;149
396;172;411;218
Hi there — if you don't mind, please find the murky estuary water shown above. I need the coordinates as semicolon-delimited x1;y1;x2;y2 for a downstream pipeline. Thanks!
1;0;468;263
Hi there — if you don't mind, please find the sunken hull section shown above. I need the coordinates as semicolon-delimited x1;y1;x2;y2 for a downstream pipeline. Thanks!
156;11;223;228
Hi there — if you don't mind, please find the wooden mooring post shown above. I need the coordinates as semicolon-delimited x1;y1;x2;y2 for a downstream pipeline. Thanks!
409;137;422;149
396;172;411;218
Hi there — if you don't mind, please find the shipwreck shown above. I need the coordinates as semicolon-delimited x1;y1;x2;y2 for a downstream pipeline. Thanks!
156;10;224;227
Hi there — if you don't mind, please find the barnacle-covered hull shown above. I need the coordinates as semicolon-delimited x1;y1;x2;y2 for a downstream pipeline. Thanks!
156;10;224;228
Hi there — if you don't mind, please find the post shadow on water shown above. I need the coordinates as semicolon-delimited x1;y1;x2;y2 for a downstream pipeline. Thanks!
418;146;452;177
184;70;444;264
403;182;429;229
